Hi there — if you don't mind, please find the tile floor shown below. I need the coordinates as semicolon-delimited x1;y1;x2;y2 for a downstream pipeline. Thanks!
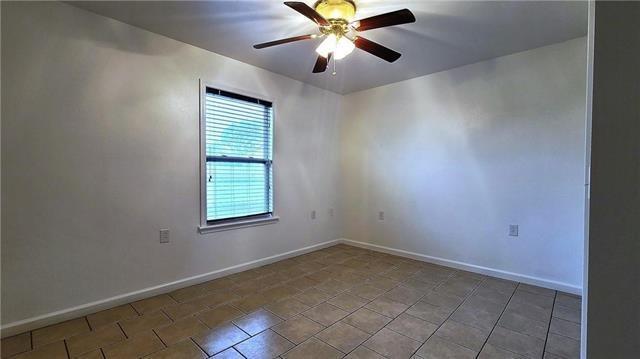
1;244;582;359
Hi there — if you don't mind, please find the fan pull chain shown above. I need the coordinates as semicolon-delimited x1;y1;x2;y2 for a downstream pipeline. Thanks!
332;56;337;76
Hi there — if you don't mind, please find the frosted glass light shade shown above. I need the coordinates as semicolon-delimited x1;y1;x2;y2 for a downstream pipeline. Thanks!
334;36;355;59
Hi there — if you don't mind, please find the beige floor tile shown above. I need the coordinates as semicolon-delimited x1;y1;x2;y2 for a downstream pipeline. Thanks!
143;339;206;359
265;298;310;319
434;320;490;352
315;279;353;296
328;293;369;312
316;321;369;353
462;295;507;315
365;297;409;318
342;308;392;334
400;278;436;293
102;331;165;359
272;315;325;344
233;330;294;359
196;305;244;329
366;276;400;291
161;301;208;321
347;284;386;301
518;284;555;297
131;295;177;314
302;303;349;327
498;311;548;339
363;327;421;358
549;317;581;341
286;276;320;291
231;294;270;313
32;317;90;348
200;277;235;293
193;323;248;356
478;343;526;359
420;291;465;310
155;317;208;345
345;346;385;359
282;337;343;359
66;324;126;357
553;305;581;324
261;285;301;302
546;333;580;359
512;290;555;310
76;349;105;359
119;311;172;337
450;305;501;331
488;326;545;359
472;287;513;306
416;335;477;359
193;291;240;308
405;300;452;326
87;305;138;329
505;301;552;323
294;288;334;306
11;341;67;359
480;278;518;296
168;285;209;303
211;348;244;359
233;308;283;336
386;313;438;342
1;332;31;358
555;293;581;311
382;286;426;306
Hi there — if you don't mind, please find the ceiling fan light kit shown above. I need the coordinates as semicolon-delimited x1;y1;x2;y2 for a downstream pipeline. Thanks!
253;0;416;74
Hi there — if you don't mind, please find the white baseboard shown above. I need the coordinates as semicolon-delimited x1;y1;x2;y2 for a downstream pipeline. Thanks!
0;239;340;338
338;238;582;295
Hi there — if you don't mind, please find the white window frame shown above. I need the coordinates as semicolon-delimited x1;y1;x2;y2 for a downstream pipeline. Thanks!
198;80;279;234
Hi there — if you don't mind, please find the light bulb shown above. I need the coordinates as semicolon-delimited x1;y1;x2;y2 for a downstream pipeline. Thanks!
334;36;355;60
315;34;337;58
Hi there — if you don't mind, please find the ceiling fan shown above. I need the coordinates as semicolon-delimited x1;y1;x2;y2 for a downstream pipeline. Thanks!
253;0;416;74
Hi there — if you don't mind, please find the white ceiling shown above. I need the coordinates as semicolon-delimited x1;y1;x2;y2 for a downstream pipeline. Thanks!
70;1;588;94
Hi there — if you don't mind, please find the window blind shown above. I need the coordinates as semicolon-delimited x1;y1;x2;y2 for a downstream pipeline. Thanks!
204;88;273;222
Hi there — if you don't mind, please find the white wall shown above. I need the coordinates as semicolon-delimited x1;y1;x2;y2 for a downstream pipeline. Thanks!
1;2;343;327
340;38;587;291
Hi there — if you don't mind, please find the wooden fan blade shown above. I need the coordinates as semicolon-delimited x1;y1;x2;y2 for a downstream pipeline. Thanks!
353;9;416;31
312;53;332;73
354;37;401;62
284;1;330;26
253;34;315;49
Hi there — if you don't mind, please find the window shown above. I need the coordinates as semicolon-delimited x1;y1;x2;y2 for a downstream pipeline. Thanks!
199;84;276;232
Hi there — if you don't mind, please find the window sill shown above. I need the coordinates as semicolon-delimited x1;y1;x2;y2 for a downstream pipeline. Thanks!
198;215;279;234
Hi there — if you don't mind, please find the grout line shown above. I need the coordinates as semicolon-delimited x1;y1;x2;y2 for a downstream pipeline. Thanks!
63;339;71;359
151;328;168;348
473;282;520;359
189;337;211;357
542;290;559;356
84;316;93;331
116;322;128;340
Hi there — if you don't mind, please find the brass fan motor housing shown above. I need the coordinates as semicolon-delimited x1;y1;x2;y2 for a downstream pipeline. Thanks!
314;0;356;36
314;0;356;21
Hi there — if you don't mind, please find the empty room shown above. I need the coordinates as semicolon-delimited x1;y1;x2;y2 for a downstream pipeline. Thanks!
1;1;638;359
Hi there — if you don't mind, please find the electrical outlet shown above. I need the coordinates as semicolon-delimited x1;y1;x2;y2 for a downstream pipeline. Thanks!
379;211;385;220
159;229;170;243
311;210;316;220
509;225;519;237
329;208;334;217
